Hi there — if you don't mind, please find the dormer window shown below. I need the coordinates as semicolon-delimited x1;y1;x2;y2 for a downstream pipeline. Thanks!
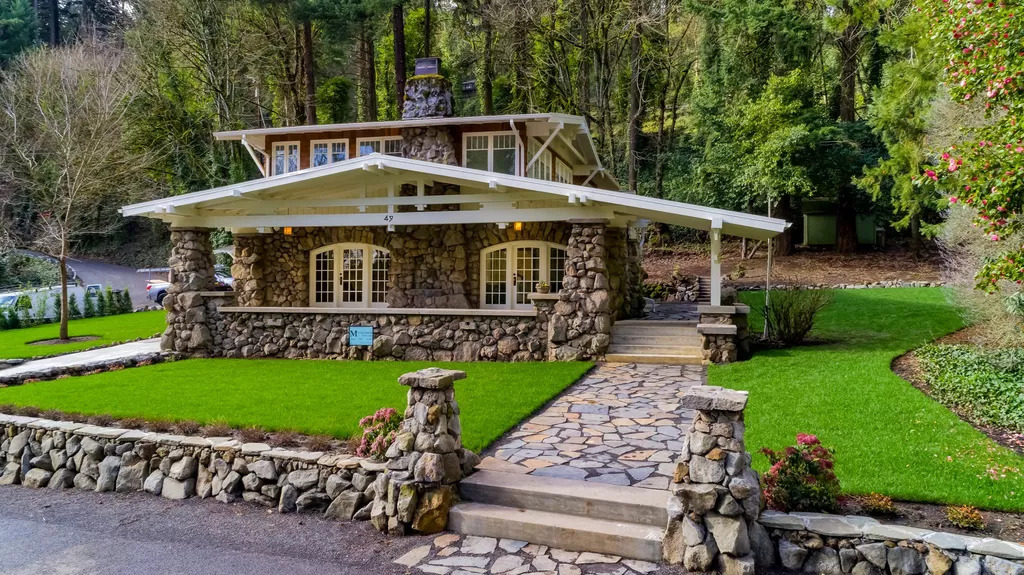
311;139;348;167
357;136;403;157
272;142;300;175
464;132;517;175
555;158;573;184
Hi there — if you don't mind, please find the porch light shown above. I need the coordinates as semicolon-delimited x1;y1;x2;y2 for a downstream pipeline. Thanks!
514;221;523;231
283;227;293;236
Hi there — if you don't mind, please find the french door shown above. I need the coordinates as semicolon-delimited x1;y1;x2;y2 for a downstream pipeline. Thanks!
481;242;566;310
310;243;390;308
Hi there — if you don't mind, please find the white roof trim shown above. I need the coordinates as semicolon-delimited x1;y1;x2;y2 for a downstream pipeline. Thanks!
121;154;788;239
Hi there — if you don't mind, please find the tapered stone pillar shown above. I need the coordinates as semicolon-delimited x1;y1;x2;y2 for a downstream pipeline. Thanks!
161;228;215;355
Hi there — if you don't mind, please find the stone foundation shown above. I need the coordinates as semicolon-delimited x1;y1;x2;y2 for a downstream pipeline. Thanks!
211;310;548;362
370;367;478;535
0;413;384;522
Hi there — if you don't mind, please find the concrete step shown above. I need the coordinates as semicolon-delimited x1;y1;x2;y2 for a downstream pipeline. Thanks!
609;334;701;345
615;320;696;327
611;324;698;335
449;503;664;562
459;470;669;526
607;345;703;356
604;353;703;365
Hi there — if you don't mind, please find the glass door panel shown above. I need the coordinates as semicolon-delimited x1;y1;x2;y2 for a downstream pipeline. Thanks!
341;248;365;304
515;247;541;308
484;249;508;307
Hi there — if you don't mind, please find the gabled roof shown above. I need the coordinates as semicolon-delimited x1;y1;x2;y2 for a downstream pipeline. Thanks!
121;154;788;240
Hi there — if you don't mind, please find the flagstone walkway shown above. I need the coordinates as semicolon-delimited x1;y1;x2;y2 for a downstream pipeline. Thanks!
479;363;704;490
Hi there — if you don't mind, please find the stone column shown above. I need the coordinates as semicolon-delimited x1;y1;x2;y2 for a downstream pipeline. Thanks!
161;228;215;356
549;221;612;360
370;368;479;535
231;235;264;307
664;386;762;575
698;305;751;364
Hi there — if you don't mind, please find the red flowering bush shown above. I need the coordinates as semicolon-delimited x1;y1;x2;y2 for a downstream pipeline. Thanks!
356;407;402;459
922;0;1024;291
761;433;841;512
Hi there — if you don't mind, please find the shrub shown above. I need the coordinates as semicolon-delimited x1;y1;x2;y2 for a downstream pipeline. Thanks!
356;407;402;460
916;344;1024;431
305;434;335;452
118;289;133;314
16;405;40;417
173;420;201;435
859;493;898;516
642;281;672;301
945;505;985;530
761;433;841;512
83;292;96;318
87;413;114;426
202;420;233;437
67;293;82;319
758;289;834;345
271;429;301;447
238;425;267;443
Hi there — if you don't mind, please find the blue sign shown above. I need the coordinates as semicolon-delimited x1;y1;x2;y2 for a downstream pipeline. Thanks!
349;326;374;346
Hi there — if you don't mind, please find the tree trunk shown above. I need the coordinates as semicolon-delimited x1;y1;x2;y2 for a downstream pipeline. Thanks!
836;184;859;254
424;0;431;56
836;1;860;122
481;17;494;114
627;21;641;194
58;249;69;341
773;194;795;256
358;28;379;122
393;3;407;115
48;0;60;46
303;19;317;125
909;214;922;256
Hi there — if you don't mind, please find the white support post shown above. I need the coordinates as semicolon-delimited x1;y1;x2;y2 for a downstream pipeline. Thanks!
710;219;723;306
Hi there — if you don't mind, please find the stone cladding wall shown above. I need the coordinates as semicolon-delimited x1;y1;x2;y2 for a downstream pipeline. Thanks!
211;311;548;362
758;510;1024;575
371;368;479;535
605;226;645;320
664;386;762;575
0;413;384;522
402;75;454;119
545;222;613;360
161;229;217;355
231;234;264;307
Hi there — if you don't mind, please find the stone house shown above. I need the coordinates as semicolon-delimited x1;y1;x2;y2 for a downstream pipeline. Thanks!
122;62;787;363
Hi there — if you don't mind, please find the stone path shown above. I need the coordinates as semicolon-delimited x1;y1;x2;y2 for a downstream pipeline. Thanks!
642;302;699;321
394;534;674;575
480;363;703;490
0;338;161;377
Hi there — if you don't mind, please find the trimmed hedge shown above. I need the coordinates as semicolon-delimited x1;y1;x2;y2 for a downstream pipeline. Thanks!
916;344;1024;432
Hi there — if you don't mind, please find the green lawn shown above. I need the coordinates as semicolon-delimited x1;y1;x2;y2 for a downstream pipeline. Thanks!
712;287;1024;512
0;359;593;452
0;311;167;359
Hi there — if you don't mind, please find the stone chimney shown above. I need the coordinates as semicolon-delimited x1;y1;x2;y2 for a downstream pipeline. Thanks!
401;57;457;165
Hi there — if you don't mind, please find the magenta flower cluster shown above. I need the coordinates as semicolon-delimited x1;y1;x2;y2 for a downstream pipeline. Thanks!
356;407;402;459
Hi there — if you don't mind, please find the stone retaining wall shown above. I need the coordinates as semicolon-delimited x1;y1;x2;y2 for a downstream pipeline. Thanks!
210;310;548;361
0;413;384;522
758;510;1024;575
736;281;944;291
697;305;751;364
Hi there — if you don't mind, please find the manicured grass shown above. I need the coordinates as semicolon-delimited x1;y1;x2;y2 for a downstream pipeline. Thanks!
0;311;167;359
711;288;1024;512
0;360;593;452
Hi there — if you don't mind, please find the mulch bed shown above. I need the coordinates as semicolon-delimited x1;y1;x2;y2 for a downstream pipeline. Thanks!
842;497;1024;543
28;336;100;346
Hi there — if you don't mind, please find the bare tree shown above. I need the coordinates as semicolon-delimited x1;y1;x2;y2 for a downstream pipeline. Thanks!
0;43;154;340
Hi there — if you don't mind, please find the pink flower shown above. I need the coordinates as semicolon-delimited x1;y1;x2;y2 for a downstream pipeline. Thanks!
950;196;959;203
796;433;820;446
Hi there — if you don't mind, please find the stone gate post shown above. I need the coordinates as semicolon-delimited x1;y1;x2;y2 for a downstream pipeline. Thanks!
664;386;764;575
162;228;216;356
370;367;479;535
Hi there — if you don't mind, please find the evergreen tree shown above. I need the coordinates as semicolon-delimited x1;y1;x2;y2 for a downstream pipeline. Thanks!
83;292;96;318
68;293;82;319
0;0;37;66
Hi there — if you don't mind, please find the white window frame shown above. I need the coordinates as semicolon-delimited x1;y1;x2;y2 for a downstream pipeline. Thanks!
310;139;349;167
309;243;390;308
526;138;553;181
462;131;520;176
555;158;573;184
479;241;567;310
271;141;301;176
356;136;403;157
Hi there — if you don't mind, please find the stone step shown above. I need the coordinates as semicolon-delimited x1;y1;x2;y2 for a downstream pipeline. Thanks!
459;470;669;527
615;320;696;327
449;502;664;562
607;345;703;356
611;325;699;336
604;353;703;365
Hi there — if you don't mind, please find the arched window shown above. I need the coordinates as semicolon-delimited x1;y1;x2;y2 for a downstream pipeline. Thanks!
309;243;390;308
480;241;567;310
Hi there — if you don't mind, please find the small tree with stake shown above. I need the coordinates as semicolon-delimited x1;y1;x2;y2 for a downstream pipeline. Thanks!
0;43;154;340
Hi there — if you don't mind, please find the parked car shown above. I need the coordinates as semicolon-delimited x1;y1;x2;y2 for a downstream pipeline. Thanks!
146;280;170;305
